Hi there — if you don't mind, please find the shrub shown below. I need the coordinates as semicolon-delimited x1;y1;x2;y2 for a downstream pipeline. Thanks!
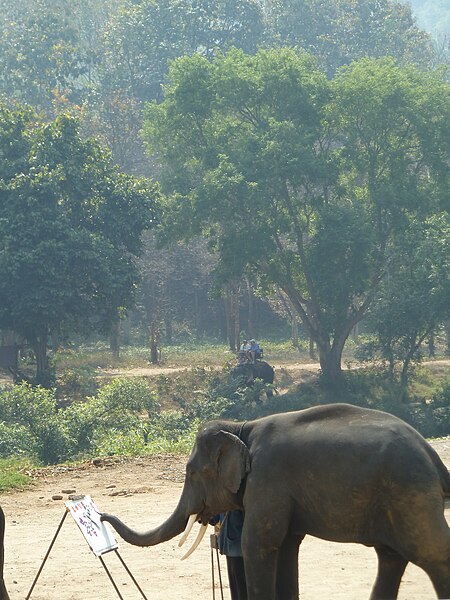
63;378;159;456
0;383;70;464
0;422;34;458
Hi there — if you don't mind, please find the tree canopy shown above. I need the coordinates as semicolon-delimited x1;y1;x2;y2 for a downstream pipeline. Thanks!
0;106;158;382
143;49;450;384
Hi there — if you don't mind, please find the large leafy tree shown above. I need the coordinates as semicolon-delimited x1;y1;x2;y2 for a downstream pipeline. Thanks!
267;0;435;75
0;0;90;112
143;48;449;386
93;0;266;171
365;214;450;398
100;0;266;104
0;106;158;383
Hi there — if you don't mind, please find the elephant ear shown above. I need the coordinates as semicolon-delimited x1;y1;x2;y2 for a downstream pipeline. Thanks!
216;430;251;494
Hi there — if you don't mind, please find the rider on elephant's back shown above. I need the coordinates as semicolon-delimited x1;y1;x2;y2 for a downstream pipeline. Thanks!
237;339;261;365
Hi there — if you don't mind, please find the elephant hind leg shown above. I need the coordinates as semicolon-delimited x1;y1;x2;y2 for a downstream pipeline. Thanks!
423;564;450;599
369;546;408;600
404;507;450;598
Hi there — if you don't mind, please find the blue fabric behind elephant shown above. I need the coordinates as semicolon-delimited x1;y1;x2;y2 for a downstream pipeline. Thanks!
215;511;247;600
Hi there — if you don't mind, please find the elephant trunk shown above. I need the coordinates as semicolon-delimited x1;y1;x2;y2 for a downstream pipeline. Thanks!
101;498;189;548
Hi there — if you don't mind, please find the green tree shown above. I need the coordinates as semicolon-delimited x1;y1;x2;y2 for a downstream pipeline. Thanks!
92;0;266;172
0;106;158;383
365;214;450;400
0;0;90;113
143;49;449;386
267;0;435;75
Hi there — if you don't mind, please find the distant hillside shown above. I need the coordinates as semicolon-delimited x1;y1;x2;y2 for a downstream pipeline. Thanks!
406;0;450;34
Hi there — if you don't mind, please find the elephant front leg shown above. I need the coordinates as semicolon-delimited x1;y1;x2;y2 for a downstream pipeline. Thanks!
242;518;292;600
276;534;303;600
243;548;278;600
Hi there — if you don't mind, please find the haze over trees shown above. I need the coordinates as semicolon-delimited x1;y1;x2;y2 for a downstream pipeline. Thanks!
141;49;449;385
0;106;157;383
0;0;448;388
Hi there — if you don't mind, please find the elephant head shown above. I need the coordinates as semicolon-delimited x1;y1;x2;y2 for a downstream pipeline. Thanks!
101;421;250;557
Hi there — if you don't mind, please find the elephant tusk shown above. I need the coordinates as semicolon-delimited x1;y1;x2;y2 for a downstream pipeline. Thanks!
178;514;198;547
180;523;208;560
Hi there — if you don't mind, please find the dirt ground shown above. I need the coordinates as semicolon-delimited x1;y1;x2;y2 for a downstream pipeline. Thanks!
2;439;450;600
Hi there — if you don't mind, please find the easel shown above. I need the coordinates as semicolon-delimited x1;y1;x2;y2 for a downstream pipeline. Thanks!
210;533;224;600
26;497;148;600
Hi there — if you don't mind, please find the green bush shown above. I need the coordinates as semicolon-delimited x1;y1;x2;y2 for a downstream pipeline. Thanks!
0;378;161;464
0;422;34;458
63;378;159;456
0;383;70;464
430;379;450;408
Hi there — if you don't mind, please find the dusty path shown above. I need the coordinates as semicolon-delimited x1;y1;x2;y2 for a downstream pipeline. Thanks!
98;358;450;379
3;439;450;600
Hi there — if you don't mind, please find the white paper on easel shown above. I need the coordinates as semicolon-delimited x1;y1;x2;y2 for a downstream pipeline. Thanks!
65;495;118;556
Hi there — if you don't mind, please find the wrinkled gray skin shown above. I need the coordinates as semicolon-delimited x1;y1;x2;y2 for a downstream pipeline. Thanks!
0;507;10;600
101;403;450;600
231;360;275;397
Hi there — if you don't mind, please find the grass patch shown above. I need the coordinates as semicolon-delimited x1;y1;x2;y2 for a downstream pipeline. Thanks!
0;458;32;492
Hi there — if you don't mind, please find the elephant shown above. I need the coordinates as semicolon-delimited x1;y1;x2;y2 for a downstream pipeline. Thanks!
101;403;450;600
231;360;275;397
0;507;9;600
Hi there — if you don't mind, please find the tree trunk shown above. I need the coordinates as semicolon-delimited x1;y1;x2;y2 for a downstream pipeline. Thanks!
149;322;159;364
428;329;436;358
247;278;255;340
316;336;345;387
444;320;450;356
398;358;411;403
309;337;316;360
225;284;240;352
291;316;299;350
224;293;232;351
286;297;299;350
31;329;50;386
165;314;173;345
109;319;120;359
351;323;359;343
232;288;240;353
194;290;201;339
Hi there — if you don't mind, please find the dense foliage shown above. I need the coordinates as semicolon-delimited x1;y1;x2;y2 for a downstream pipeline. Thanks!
0;362;449;467
0;0;448;389
0;106;158;383
143;50;450;385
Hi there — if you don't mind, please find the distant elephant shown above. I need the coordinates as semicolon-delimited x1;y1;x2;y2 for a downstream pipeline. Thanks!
101;404;450;599
231;360;275;397
0;507;10;600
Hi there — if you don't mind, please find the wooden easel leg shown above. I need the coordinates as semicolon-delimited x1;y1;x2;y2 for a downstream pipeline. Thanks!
26;508;149;600
113;550;149;599
215;547;225;600
98;555;125;600
25;510;68;600
211;547;215;600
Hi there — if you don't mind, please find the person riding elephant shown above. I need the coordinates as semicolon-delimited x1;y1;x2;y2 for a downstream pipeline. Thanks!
101;403;450;600
248;340;261;363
